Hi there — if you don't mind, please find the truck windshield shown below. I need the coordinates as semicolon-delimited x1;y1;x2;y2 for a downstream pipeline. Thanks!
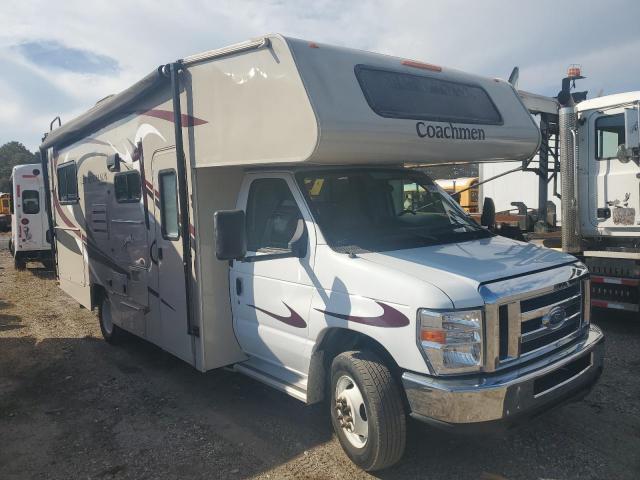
297;169;491;253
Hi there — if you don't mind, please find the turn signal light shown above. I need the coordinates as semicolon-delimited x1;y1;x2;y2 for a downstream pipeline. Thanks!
421;329;446;344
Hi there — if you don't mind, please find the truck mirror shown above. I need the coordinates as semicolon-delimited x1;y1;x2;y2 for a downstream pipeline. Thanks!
214;209;247;261
616;144;631;164
288;218;308;258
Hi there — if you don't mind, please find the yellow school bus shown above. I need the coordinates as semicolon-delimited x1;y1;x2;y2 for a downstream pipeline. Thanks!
434;177;479;213
0;192;11;230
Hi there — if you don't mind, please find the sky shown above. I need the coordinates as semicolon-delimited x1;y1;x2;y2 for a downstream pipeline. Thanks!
1;0;639;151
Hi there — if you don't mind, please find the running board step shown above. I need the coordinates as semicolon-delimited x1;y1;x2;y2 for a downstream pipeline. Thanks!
234;363;307;402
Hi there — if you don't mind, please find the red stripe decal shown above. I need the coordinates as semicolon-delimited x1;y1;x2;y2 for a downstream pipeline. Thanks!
315;301;410;328
22;174;37;178
249;303;307;328
139;109;208;127
591;300;608;308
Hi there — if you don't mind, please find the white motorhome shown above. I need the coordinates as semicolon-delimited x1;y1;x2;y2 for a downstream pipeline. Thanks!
40;35;604;471
9;164;52;270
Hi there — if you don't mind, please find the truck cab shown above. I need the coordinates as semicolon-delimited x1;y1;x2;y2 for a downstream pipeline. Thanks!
216;164;604;469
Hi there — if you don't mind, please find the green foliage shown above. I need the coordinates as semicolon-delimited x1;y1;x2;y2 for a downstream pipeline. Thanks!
0;142;39;193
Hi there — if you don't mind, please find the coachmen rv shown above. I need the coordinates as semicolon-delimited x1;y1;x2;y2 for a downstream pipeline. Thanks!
9;164;52;270
40;35;604;471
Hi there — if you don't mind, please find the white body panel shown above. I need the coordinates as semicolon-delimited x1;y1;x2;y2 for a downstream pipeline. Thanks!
10;164;49;254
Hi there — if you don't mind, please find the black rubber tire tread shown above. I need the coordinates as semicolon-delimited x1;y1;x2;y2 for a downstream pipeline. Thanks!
330;350;406;471
98;295;123;344
14;254;26;271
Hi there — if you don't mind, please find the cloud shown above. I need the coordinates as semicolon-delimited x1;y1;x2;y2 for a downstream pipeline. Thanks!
0;0;639;151
14;40;119;74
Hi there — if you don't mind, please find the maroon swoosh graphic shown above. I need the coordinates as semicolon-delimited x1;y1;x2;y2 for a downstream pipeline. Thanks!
138;109;208;127
315;301;409;328
248;302;307;328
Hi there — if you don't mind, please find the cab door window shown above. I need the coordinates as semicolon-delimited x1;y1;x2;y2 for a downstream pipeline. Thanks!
595;114;625;160
245;178;302;252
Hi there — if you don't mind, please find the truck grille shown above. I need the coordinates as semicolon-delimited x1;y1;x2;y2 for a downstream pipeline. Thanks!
492;278;589;369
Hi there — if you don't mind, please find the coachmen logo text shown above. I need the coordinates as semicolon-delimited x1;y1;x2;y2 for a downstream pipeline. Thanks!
416;122;486;141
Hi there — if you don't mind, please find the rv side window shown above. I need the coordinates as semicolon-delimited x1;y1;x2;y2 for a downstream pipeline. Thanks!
246;178;303;252
22;190;40;214
355;65;502;125
159;170;179;239
595;114;625;160
114;171;141;203
57;162;78;203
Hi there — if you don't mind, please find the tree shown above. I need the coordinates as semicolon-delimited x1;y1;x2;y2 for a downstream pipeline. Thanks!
0;142;39;193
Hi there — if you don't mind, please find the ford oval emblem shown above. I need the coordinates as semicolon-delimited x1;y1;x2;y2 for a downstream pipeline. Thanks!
542;306;567;330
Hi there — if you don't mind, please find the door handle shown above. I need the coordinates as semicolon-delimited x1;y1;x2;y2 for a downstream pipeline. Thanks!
236;277;243;296
150;240;158;264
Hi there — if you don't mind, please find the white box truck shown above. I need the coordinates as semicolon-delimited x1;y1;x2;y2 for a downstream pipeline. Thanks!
40;35;604;470
9;164;52;270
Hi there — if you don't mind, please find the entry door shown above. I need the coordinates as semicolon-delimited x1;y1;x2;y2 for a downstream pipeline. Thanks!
589;111;640;229
151;149;193;363
230;174;315;377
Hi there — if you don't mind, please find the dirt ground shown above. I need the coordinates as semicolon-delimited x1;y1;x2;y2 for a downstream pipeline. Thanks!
1;233;639;480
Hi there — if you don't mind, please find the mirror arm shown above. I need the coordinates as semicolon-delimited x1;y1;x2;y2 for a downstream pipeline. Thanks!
241;251;298;263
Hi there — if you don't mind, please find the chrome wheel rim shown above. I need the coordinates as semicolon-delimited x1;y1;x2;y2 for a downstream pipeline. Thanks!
335;375;368;448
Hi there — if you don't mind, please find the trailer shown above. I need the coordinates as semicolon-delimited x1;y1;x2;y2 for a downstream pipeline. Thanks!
478;69;640;313
40;35;604;470
9;164;52;270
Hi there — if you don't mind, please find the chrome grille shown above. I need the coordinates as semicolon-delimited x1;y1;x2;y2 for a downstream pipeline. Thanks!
480;264;591;372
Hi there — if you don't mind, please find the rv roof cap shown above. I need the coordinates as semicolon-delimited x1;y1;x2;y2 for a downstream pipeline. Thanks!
41;34;541;166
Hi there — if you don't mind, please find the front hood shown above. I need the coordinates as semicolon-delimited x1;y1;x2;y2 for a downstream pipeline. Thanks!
358;235;577;309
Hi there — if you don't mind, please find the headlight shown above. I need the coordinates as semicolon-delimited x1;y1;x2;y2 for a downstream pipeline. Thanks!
418;308;483;374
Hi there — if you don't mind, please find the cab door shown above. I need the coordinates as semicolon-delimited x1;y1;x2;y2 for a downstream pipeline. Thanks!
230;174;316;377
588;111;640;229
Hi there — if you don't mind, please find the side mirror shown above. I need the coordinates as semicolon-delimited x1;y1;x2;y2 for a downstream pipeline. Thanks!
288;218;308;258
106;153;121;172
214;209;246;261
480;197;496;229
616;144;631;164
45;229;53;244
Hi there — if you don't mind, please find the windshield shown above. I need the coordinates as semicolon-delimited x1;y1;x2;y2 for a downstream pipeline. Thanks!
297;168;492;253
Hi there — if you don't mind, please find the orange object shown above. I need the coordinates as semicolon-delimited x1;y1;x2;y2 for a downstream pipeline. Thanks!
421;329;446;343
401;59;442;72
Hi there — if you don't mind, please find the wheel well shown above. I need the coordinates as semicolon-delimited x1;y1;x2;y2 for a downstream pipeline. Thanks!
307;328;406;406
91;284;107;311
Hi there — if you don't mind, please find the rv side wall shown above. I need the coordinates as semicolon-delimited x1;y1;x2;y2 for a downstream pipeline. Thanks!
192;166;248;371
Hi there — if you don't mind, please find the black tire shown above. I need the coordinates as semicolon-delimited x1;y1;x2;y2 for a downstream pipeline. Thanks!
98;295;123;344
330;350;406;471
42;258;55;271
14;253;26;271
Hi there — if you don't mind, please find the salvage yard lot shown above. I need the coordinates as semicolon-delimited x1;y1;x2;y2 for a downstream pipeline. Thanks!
1;238;639;480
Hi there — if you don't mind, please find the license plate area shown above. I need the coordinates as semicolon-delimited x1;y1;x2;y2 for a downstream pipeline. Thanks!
533;354;591;397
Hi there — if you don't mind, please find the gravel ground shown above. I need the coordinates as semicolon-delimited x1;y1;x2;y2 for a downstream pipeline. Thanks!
1;233;639;479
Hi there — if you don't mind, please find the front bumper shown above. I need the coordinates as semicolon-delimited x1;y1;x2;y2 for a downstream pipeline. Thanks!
402;324;604;429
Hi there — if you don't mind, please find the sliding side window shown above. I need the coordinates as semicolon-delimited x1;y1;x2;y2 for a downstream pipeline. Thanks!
114;170;142;203
57;162;78;204
159;170;179;239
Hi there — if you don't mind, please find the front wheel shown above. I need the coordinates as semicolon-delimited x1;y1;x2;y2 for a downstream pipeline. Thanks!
330;350;406;471
98;295;123;344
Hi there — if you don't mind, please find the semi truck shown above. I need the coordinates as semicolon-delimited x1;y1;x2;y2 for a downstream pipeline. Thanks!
39;35;604;470
478;69;640;313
